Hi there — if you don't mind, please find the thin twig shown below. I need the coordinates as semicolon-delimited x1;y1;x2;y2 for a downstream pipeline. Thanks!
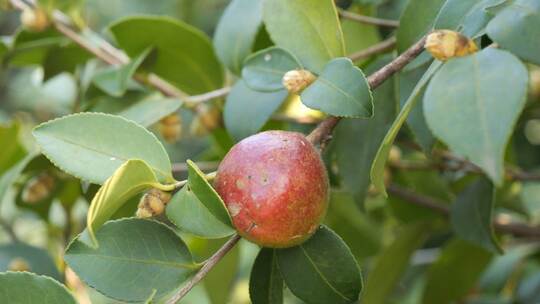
307;35;427;145
339;9;399;28
387;184;540;239
348;36;397;62
166;234;241;304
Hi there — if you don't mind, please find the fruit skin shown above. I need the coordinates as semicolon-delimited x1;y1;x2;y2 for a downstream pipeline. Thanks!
214;130;329;248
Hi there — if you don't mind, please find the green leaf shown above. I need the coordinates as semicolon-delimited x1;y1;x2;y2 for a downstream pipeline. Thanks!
433;0;480;30
371;60;443;195
332;56;397;205
187;160;232;226
224;80;288;141
277;226;362;304
300;58;373;117
109;16;223;94
92;48;151;97
341;8;381;65
86;159;169;247
214;0;264;75
422;239;493;304
0;272;76;304
8;29;66;66
399;63;436;152
461;0;505;37
118;95;181;127
423;48;528;185
451;178;502;253
0;121;26;174
325;191;382;262
33;112;173;185
262;0;345;73
43;44;92;81
0;243;62;280
360;222;430;304
242;47;303;92
65;218;198;303
486;0;540;65
396;0;446;52
250;248;283;304
167;160;233;238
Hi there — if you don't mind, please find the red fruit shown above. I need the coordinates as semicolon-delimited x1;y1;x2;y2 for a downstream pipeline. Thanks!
215;130;329;248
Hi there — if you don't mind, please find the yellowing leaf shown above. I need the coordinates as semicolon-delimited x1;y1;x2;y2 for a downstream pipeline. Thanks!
87;159;173;247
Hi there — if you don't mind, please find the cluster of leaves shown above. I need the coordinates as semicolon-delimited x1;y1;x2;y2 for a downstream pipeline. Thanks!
0;0;540;303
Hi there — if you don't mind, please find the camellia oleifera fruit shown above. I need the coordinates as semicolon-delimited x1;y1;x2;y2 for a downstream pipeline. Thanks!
215;130;329;248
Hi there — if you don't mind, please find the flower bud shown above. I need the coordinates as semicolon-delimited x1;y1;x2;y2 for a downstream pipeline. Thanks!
159;114;182;143
20;7;50;32
136;188;172;218
22;173;55;204
8;257;31;272
282;69;317;94
425;30;478;61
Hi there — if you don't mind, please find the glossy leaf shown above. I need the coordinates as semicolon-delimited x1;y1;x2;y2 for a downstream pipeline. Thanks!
118;95;181;127
262;0;345;73
332;56;397;205
0;272;76;304
110;16;223;94
301;58;373;117
277;226;362;304
422;239;492;304
371;60;443;195
250;248;283;304
214;0;264;75
65;218;198;303
167;160;234;238
224;80;288;141
0;243;62;281
424;49;528;185
486;0;540;65
33;113;173;185
92;48;150;97
360;222;430;304
242;47;302;92
186;160;232;226
87;159;169;247
460;0;506;37
451;178;502;253
167;186;235;238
